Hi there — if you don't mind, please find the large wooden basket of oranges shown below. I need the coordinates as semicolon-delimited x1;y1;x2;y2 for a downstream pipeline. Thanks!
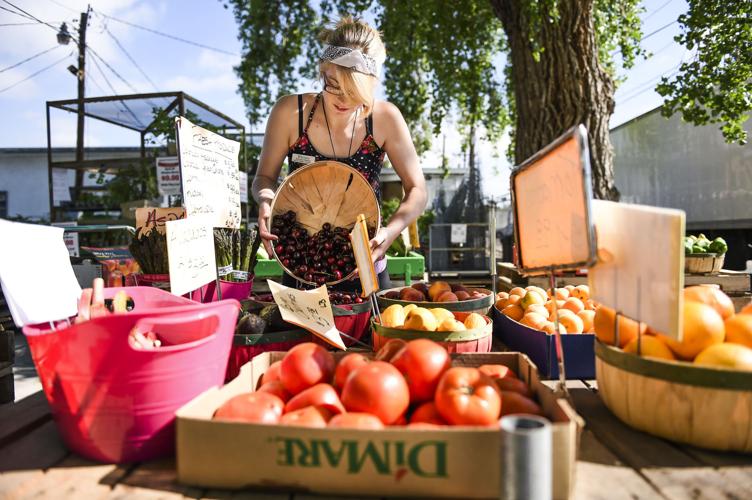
594;286;752;453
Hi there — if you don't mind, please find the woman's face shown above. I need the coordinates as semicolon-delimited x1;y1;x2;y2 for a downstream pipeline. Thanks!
322;69;359;114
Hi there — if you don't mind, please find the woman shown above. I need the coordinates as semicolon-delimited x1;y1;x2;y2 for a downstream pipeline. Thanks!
252;16;427;290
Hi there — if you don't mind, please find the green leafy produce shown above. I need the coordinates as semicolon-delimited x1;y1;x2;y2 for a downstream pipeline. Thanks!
708;237;728;255
685;234;728;256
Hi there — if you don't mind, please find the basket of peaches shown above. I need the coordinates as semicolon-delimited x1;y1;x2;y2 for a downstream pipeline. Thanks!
495;284;597;334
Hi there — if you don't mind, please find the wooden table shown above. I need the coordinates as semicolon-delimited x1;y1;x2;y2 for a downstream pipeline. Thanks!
1;383;750;500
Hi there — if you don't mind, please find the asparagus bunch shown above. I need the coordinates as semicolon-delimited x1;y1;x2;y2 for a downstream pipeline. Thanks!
212;226;261;282
213;228;234;279
129;228;170;274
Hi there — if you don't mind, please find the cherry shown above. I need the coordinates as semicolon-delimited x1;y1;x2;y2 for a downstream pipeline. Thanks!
274;244;284;255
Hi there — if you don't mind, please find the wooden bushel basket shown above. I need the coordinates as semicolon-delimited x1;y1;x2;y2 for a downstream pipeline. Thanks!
269;161;380;285
595;340;752;453
685;253;725;275
372;311;493;353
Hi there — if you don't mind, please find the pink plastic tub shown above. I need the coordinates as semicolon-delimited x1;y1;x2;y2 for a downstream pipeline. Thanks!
22;286;240;463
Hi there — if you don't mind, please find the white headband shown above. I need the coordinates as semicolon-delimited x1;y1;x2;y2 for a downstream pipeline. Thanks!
320;45;380;77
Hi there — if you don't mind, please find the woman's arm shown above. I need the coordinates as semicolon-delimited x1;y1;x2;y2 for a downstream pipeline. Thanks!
252;95;298;254
370;102;428;261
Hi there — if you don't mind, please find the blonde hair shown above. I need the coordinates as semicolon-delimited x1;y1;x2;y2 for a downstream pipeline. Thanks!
319;16;385;116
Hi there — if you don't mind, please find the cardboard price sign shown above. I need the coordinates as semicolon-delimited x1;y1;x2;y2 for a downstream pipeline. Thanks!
267;280;346;350
589;200;685;340
166;216;217;296
156;157;181;196
176;116;241;229
349;214;379;297
136;207;186;237
511;125;596;274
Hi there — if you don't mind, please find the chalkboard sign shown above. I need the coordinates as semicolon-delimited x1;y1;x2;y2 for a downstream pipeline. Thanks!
176;116;241;228
510;125;596;275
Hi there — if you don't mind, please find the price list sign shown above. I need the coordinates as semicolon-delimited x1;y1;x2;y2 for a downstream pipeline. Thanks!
176;117;241;228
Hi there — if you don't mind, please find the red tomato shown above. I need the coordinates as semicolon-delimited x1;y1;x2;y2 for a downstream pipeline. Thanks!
374;338;408;362
280;343;335;395
279;406;332;428
410;401;447;425
284;383;345;415
334;353;370;391
500;391;544;417
259;360;282;388
213;392;284;424
257;380;292;403
495;377;533;398
478;364;516;380
341;361;409;425
391;339;451;403
328;412;384;430
435;367;501;426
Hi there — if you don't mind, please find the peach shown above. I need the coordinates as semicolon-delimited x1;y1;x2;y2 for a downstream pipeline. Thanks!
526;304;549;320
456;291;471;301
436;291;459;302
403;308;438;331
464;313;487;330
450;283;469;293
411;282;430;297
502;304;524;321
438;318;466;332
496;291;510;301
562;297;585;314
429;308;454;324
428;281;451;301
384;290;400;300
509;287;527;297
547;287;570;300
382;304;406;328
400;287;425;302
403;303;418;316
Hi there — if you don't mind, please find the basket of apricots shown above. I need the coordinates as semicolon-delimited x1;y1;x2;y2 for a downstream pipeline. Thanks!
595;285;752;453
377;281;494;315
495;284;597;335
372;303;493;353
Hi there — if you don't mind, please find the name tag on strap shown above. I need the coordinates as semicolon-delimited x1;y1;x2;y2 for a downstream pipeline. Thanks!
292;153;316;165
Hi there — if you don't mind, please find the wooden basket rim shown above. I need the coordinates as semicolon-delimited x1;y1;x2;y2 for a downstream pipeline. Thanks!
595;339;752;390
371;314;492;341
376;287;494;309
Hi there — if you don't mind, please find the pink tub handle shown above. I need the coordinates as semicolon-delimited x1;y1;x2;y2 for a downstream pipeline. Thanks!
129;311;222;353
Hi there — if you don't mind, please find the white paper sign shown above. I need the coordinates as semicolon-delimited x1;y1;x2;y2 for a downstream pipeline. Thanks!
589;200;685;340
451;224;467;245
52;222;80;257
239;171;248;203
267;280;346;350
176;116;241;228
52;168;73;206
156;157;181;196
166;217;217;296
0;219;81;326
350;215;379;297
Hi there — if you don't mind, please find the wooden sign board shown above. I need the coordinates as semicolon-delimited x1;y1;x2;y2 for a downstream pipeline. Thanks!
267;280;346;350
136;207;186;237
176;116;241;228
166;217;217;297
350;214;379;297
510;125;596;275
589;200;685;340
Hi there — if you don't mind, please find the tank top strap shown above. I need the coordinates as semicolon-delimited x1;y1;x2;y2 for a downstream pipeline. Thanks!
303;93;322;133
297;94;304;137
366;113;373;136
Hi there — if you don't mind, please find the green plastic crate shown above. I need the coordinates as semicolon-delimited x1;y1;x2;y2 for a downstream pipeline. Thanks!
253;258;283;278
386;251;425;285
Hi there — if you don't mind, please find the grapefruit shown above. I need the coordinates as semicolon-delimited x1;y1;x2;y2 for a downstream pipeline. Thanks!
724;314;752;349
593;306;647;348
683;286;734;320
693;343;752;371
623;336;676;361
659;302;725;360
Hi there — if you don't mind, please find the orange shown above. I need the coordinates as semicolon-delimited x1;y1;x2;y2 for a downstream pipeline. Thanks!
562;297;585;314
683;285;735;320
659;302;725;360
623;336;676;361
502;304;524;321
724;314;752;348
693;343;752;371
593;305;647;348
740;301;752;315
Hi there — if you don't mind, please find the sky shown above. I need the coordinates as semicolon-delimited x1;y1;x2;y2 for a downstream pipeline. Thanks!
0;0;689;200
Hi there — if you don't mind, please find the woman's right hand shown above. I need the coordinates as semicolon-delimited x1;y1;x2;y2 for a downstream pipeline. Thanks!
257;200;278;256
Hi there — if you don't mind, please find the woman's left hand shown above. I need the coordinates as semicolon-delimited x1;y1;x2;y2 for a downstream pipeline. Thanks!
369;227;391;263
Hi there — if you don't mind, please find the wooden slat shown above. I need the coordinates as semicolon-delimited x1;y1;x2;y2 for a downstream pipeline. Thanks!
0;391;52;446
684;272;750;293
202;490;290;499
111;459;203;499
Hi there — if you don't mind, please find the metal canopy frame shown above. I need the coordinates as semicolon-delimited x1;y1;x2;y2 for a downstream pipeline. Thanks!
46;91;247;222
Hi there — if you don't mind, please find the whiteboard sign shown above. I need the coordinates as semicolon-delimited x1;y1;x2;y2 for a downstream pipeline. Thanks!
589;200;685;340
176;116;241;228
450;224;467;245
510;125;596;274
156;157;181;196
239;171;248;203
349;214;379;297
268;280;346;350
166;216;217;296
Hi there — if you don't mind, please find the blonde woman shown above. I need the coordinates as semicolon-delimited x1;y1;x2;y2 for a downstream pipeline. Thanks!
253;16;427;289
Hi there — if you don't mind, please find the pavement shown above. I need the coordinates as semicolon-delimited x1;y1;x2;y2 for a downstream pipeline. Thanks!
12;332;42;401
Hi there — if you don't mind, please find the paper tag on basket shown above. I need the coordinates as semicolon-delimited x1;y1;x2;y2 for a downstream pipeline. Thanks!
350;214;379;297
268;280;346;350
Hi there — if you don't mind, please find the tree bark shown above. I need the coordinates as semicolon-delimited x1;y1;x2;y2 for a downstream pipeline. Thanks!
490;0;619;200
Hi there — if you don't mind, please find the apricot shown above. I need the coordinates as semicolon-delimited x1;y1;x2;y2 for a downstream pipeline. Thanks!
547;287;570;300
526;304;549;320
520;312;548;331
502;304;524;321
559;314;584;334
509;287;527;297
437;318;465;332
562;297;585;314
542;322;567;335
577;309;596;333
525;286;547;299
520;290;546;309
571;285;590;301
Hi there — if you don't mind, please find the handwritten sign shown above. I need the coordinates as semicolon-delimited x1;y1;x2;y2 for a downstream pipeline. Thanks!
350;214;379;297
589;200;685;340
166;216;216;296
511;125;596;274
176;116;241;228
52;168;73;206
267;280;346;350
156;157;181;196
450;224;467;245
239;171;248;203
136;207;186;237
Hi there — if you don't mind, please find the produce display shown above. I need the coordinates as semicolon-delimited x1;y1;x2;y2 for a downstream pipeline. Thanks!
213;339;545;427
596;286;752;371
495;285;597;334
380;304;487;332
684;234;728;255
213;226;262;282
270;210;375;285
381;281;490;302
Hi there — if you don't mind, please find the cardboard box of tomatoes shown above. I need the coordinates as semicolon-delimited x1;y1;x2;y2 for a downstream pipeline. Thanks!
176;346;582;499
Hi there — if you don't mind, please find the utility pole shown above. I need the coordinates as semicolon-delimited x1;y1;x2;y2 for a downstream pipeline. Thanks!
74;5;90;202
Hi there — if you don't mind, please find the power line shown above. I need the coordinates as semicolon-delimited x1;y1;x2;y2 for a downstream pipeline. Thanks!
0;51;72;93
101;21;159;91
641;20;678;42
0;21;57;26
643;0;674;23
86;47;139;93
43;0;78;14
94;9;239;57
1;0;59;31
0;45;60;73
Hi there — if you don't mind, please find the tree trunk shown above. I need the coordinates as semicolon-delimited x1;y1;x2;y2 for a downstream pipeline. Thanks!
490;0;619;200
